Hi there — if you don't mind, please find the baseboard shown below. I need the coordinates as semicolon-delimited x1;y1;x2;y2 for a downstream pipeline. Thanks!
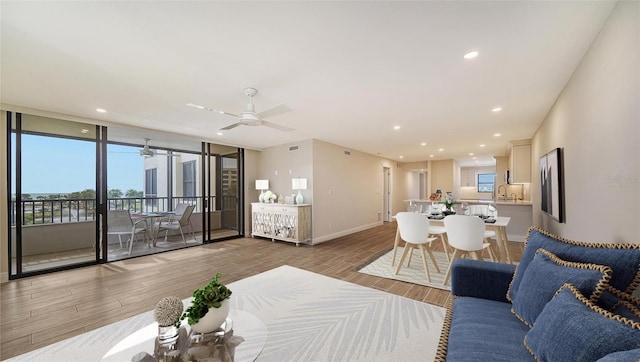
0;272;9;284
312;221;384;244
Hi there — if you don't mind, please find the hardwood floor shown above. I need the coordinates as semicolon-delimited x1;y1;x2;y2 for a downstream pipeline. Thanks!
0;222;522;360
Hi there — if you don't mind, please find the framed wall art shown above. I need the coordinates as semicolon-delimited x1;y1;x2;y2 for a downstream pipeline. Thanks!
540;147;564;222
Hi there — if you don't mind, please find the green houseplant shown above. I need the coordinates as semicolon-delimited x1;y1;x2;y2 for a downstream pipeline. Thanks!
178;273;232;331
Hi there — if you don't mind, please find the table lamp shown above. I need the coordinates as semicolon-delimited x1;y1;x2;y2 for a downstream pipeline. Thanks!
255;180;269;203
291;178;307;205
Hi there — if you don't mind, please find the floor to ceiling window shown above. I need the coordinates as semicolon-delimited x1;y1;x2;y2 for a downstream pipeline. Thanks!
6;113;244;278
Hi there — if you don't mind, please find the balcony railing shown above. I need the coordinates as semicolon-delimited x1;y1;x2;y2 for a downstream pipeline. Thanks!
10;196;214;226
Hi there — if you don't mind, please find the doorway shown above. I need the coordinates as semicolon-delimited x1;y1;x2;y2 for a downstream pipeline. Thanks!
383;167;391;222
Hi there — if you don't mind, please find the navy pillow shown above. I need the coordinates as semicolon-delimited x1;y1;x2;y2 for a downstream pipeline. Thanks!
511;248;612;327
524;284;640;361
596;348;640;362
598;285;640;323
508;227;640;302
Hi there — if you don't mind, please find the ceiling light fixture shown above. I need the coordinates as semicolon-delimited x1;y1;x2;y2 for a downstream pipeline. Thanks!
96;108;106;113
479;144;486;148
492;107;502;112
494;133;502;137
399;155;404;159
216;132;223;136
80;129;89;134
464;51;479;59
393;125;400;130
429;154;435;158
469;152;474;156
420;142;427;146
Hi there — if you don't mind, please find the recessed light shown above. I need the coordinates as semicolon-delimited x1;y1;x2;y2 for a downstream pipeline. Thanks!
469;152;474;156
438;148;445;152
492;107;502;112
80;129;89;134
479;144;486;148
216;132;223;136
464;51;479;59
399;155;404;159
429;154;435;158
494;133;502;137
96;108;106;113
472;157;477;160
420;142;427;146
393;125;400;130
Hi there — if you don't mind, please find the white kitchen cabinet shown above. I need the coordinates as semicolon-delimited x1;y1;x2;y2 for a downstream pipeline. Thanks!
508;140;531;184
460;167;477;187
251;203;312;246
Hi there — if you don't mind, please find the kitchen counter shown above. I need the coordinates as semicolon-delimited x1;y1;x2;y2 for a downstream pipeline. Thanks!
458;199;532;206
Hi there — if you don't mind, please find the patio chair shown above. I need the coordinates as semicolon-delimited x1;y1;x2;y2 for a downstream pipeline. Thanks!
107;210;147;255
155;205;195;244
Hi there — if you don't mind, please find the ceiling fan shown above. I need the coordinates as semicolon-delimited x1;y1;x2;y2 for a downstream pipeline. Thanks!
139;138;174;158
187;87;293;131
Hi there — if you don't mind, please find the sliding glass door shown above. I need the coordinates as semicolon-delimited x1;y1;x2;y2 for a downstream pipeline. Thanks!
8;113;101;277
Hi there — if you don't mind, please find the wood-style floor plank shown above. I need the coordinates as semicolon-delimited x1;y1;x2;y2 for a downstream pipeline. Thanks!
0;222;523;360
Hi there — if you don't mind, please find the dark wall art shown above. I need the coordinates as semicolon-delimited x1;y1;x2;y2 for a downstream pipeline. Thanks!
540;147;564;222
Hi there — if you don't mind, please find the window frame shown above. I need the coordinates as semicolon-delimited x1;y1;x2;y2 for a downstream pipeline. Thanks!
477;173;495;193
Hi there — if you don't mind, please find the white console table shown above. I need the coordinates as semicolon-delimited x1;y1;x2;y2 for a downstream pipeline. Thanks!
251;203;312;246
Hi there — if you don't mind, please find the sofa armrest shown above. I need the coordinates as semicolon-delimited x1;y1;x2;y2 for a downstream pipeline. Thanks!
450;258;516;303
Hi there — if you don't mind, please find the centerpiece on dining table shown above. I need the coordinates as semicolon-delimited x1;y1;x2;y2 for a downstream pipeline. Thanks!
442;193;458;215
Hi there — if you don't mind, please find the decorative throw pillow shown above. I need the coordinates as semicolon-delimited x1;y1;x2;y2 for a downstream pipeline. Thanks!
598;285;640;323
511;248;612;327
524;284;640;361
596;348;640;362
507;227;640;302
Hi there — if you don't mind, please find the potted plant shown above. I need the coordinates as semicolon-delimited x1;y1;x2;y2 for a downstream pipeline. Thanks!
179;273;232;333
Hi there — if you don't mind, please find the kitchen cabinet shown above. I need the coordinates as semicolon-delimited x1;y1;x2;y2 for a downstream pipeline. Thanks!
251;203;312;246
460;167;476;187
508;140;531;184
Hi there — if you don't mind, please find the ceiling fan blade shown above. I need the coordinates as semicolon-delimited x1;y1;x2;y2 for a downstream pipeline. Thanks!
220;122;244;131
256;103;291;119
186;103;238;117
260;120;295;132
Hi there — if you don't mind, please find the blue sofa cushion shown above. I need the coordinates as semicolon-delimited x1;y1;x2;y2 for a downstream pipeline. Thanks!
445;297;533;361
450;258;516;302
598;285;640;323
512;248;612;327
596;348;640;362
508;227;640;302
524;284;640;361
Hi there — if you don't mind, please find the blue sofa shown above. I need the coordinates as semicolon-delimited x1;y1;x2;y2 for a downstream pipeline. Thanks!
435;227;640;362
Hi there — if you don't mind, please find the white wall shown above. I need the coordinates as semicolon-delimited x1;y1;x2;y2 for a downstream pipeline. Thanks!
531;1;639;244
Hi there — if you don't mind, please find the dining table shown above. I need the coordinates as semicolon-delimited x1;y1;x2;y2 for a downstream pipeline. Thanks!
426;214;513;264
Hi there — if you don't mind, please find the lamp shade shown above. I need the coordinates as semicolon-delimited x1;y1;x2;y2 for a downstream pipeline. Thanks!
292;178;307;190
255;179;269;190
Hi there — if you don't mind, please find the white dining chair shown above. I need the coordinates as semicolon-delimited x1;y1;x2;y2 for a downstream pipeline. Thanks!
442;215;496;285
393;212;441;282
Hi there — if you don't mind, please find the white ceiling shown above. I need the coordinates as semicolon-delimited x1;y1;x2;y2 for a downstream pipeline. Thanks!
1;1;615;166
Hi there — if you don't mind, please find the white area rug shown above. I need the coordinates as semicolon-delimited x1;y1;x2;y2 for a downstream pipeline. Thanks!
8;265;446;362
358;247;454;291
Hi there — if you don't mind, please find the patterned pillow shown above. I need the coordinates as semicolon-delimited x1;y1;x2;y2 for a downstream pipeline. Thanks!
511;248;612;327
524;284;640;361
508;227;640;302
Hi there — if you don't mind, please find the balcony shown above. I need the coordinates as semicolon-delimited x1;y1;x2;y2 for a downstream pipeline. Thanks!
9;196;237;273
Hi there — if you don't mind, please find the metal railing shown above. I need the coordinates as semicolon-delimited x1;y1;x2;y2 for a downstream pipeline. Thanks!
10;196;212;226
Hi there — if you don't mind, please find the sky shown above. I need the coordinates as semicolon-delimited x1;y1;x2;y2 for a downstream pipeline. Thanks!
12;134;144;194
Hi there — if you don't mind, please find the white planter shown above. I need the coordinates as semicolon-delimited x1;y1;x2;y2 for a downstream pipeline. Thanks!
190;299;230;333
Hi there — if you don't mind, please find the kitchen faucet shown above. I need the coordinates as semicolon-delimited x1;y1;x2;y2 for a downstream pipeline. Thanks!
497;185;507;199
